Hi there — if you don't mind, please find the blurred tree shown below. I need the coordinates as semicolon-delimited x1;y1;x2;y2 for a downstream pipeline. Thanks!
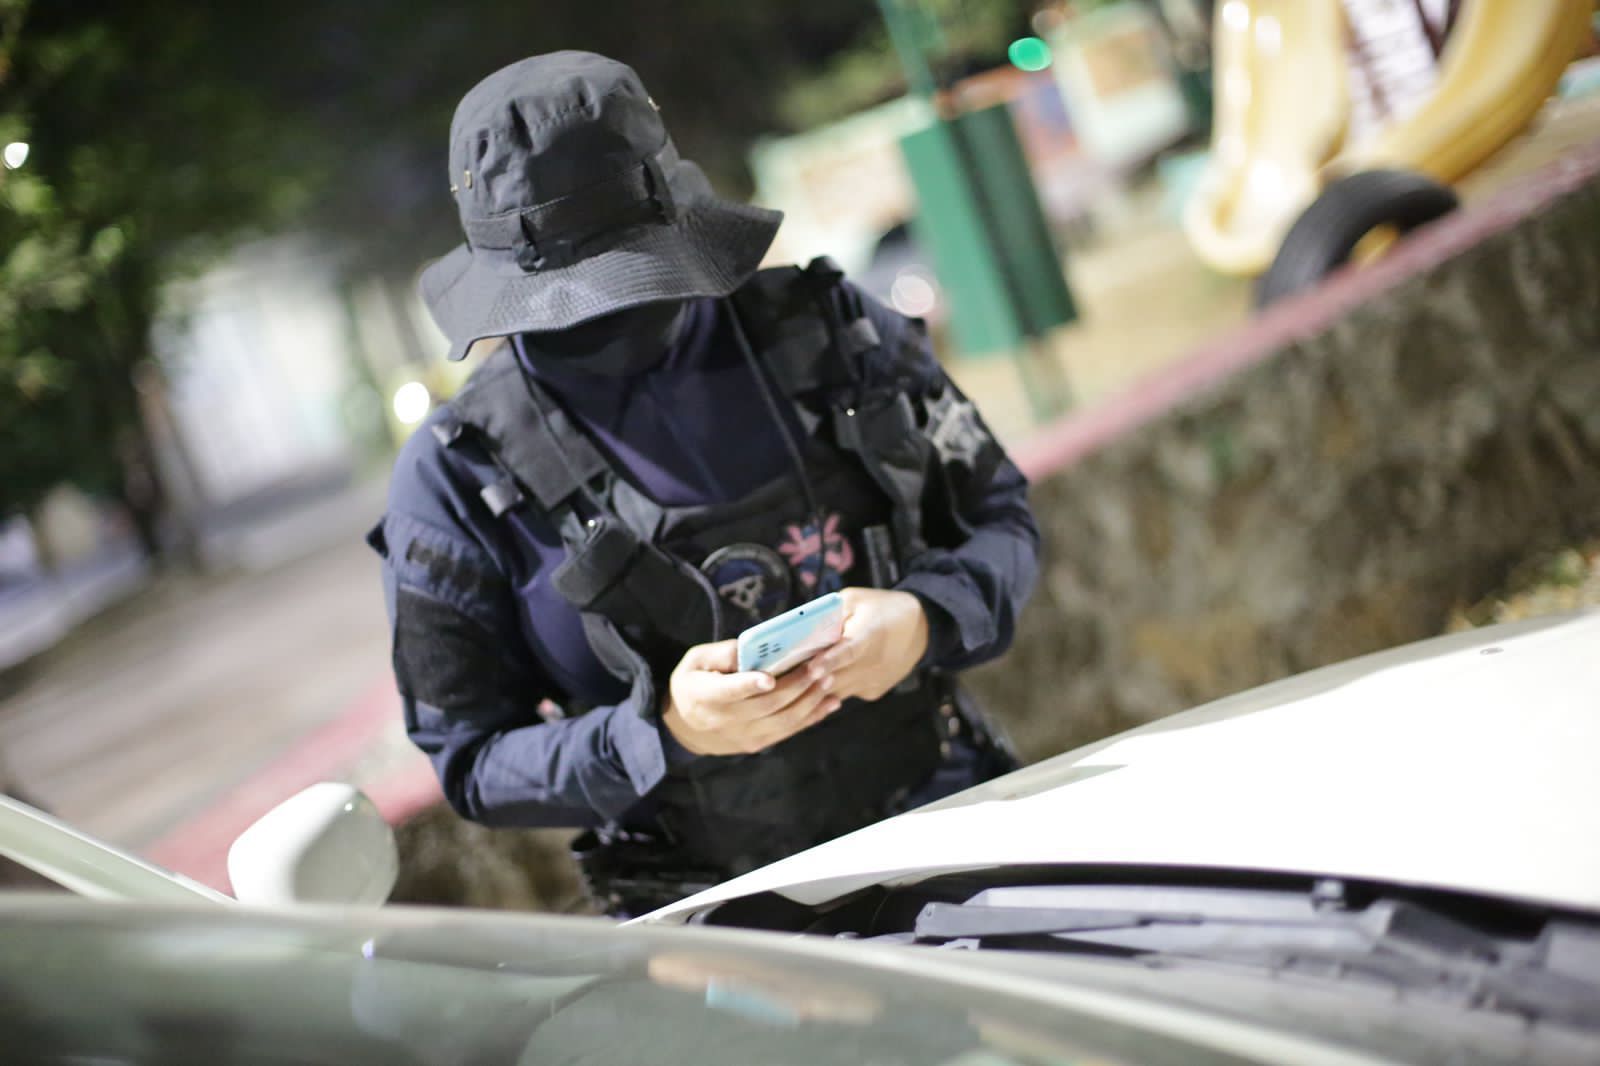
0;0;314;553
0;0;113;529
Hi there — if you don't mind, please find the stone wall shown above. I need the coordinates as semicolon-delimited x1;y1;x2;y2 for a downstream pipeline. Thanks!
966;163;1600;762
391;806;590;912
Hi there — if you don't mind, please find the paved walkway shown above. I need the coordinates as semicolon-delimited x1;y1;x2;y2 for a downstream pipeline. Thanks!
0;490;422;863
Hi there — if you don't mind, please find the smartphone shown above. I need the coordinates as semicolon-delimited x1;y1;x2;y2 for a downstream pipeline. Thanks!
736;592;845;676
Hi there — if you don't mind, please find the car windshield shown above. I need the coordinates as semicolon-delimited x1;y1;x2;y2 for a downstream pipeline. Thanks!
0;899;1262;1066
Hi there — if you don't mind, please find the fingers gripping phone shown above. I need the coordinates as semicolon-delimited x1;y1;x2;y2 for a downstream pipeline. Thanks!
736;592;845;676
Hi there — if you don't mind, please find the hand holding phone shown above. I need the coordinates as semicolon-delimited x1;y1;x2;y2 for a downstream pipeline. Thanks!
796;588;931;704
663;637;844;757
736;592;845;676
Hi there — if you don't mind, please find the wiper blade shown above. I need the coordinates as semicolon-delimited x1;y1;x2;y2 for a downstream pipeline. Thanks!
914;902;1205;941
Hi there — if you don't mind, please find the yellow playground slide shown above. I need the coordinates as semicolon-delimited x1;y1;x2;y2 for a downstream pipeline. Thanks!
1184;0;1593;286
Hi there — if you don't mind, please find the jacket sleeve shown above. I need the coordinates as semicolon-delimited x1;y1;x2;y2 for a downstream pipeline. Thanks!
372;431;682;829
851;286;1042;671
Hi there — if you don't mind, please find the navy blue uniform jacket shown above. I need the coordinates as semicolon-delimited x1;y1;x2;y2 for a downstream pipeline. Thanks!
372;287;1040;829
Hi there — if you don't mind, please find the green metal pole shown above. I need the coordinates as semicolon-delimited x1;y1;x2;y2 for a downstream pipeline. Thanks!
875;0;939;99
943;114;1073;422
876;0;1074;423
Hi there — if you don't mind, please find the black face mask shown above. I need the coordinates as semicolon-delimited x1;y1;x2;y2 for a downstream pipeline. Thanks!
525;301;688;377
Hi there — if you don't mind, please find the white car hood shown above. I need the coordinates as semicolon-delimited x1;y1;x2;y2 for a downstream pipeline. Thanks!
648;611;1600;922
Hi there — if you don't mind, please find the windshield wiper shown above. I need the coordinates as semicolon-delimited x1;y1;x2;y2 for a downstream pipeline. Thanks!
914;904;1206;940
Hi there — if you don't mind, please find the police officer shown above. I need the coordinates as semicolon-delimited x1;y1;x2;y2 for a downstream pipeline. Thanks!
370;52;1041;915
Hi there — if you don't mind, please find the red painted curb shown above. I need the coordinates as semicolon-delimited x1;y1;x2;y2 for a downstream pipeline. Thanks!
365;761;444;826
143;675;419;893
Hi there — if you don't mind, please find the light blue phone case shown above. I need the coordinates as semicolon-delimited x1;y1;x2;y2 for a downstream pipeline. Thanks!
736;592;845;675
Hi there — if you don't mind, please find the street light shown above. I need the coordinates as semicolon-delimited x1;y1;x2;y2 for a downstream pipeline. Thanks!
1007;37;1053;73
3;142;29;169
392;380;431;426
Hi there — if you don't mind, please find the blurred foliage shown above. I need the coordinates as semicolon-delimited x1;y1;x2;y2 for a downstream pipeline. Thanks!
1448;542;1600;631
0;0;126;518
0;0;314;524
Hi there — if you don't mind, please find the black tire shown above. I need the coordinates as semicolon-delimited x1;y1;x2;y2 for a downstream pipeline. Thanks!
1254;169;1458;308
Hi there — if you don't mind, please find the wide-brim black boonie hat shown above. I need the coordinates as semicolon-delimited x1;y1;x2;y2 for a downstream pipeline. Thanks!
419;51;782;361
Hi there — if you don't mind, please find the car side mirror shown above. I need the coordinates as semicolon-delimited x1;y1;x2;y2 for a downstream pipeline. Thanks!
228;783;397;906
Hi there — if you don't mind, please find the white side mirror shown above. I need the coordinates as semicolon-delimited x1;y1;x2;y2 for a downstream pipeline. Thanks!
228;783;398;906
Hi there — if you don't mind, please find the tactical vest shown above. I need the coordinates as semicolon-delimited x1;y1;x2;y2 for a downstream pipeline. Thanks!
432;258;990;875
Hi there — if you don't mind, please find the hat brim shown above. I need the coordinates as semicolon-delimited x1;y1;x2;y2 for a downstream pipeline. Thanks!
419;165;782;361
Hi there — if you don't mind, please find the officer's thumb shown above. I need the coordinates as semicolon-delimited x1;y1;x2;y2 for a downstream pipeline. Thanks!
680;638;740;675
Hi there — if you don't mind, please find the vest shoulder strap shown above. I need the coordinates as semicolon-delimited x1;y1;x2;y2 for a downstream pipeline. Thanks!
437;345;719;658
731;259;934;563
730;258;871;401
442;346;611;517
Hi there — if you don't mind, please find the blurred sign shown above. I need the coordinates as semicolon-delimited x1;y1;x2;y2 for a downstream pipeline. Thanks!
1343;0;1452;142
751;98;932;273
154;239;356;506
1047;1;1191;169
